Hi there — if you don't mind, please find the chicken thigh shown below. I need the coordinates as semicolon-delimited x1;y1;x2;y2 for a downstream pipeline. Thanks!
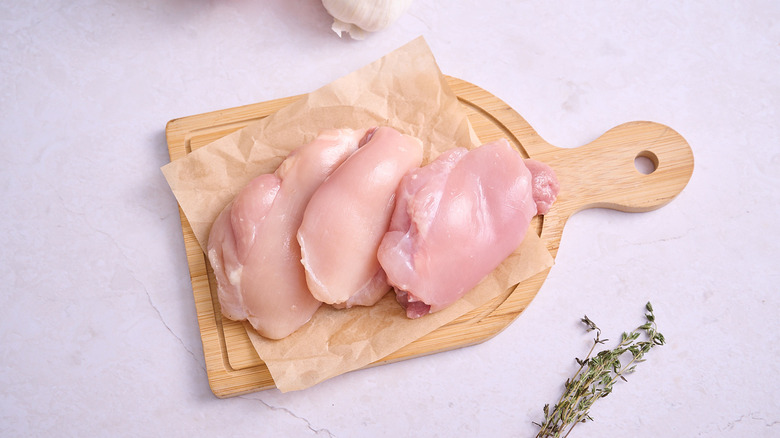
524;158;560;215
207;129;367;339
297;127;424;308
377;139;559;318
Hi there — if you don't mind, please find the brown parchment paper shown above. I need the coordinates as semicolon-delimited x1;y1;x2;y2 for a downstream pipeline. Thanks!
161;37;554;392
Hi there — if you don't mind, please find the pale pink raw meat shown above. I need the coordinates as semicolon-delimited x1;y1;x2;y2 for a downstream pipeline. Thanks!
524;158;560;214
206;129;367;339
377;139;559;318
297;127;424;308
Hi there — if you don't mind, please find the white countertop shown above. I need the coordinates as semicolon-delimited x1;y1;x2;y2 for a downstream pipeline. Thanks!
2;1;778;437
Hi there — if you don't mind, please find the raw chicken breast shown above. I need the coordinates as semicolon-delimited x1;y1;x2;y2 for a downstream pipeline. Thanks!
377;139;559;318
298;127;424;308
207;129;367;339
524;158;560;214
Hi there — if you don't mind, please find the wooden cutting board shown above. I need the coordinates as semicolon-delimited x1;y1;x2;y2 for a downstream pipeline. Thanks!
165;76;694;397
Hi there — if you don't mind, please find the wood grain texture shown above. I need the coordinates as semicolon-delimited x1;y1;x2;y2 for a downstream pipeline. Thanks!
165;76;694;397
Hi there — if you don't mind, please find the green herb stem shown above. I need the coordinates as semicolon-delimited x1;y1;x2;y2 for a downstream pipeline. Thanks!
534;302;665;438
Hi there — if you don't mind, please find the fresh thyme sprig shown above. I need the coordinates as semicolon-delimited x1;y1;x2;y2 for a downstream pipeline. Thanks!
534;302;666;438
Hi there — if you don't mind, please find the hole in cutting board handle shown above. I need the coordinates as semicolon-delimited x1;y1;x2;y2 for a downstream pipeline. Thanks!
634;150;658;175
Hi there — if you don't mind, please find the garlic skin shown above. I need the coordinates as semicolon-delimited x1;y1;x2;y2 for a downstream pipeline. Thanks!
322;0;414;40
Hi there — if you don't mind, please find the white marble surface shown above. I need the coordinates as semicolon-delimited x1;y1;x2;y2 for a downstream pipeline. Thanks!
2;1;778;436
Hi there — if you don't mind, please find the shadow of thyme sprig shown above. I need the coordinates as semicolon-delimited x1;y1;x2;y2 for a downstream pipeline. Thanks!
534;302;666;438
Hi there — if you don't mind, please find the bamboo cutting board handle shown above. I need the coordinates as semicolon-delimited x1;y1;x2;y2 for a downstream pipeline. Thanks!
526;121;694;255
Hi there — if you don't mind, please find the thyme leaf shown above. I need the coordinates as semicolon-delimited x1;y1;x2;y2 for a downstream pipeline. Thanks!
534;302;665;438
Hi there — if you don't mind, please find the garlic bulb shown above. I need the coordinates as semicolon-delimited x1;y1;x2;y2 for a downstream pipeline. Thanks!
322;0;414;40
